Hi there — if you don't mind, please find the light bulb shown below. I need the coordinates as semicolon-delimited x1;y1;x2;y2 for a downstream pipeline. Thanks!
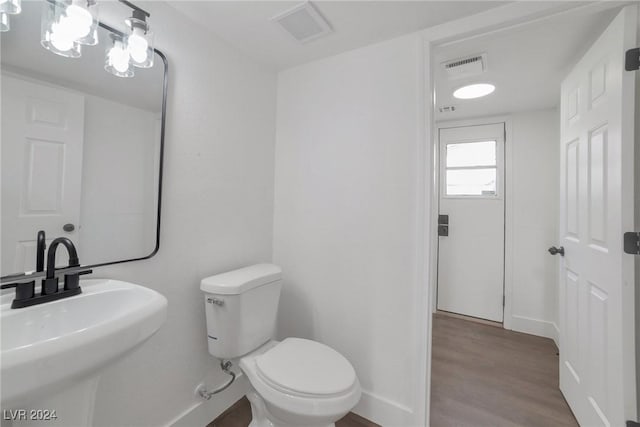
109;42;130;73
50;21;75;51
128;28;148;63
62;4;91;39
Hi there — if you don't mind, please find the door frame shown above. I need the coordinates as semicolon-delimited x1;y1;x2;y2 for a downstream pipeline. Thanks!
415;2;636;425
435;117;512;326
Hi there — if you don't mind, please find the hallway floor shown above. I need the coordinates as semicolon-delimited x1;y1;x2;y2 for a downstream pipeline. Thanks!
430;313;578;427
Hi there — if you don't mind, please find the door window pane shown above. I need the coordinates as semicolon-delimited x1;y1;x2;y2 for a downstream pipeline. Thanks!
446;168;497;196
446;141;496;167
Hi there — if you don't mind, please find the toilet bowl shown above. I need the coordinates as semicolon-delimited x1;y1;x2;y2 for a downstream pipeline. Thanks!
239;339;361;427
201;264;361;427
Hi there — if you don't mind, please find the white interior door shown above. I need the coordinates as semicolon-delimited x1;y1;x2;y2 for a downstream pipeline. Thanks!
437;123;505;322
1;74;85;275
558;6;637;426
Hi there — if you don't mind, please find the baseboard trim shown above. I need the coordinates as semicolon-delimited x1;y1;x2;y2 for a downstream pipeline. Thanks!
551;321;560;348
352;389;414;427
167;375;249;427
511;315;559;345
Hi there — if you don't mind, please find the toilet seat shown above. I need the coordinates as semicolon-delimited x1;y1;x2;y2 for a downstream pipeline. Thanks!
239;339;361;419
256;338;357;397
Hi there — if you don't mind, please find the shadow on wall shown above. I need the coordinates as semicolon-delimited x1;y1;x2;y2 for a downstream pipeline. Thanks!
277;281;315;340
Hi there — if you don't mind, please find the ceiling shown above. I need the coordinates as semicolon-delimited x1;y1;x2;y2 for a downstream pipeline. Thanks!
167;1;507;70
434;6;620;121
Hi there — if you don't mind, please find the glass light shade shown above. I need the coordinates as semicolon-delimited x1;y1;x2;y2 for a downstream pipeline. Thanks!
0;0;21;15
73;1;99;46
125;18;153;68
0;12;9;32
41;1;82;58
105;37;134;78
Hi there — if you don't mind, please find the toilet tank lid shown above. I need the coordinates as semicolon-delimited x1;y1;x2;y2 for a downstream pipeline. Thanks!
200;263;282;295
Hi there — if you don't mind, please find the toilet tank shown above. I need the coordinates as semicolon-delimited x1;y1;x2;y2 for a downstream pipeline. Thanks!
200;264;282;359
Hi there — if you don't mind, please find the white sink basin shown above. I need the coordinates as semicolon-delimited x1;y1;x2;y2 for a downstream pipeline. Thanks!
1;279;167;410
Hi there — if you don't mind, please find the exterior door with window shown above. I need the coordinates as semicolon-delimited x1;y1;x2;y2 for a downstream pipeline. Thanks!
437;123;505;322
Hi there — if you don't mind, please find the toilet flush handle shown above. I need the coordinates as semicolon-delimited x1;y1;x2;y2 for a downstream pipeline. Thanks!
207;297;225;306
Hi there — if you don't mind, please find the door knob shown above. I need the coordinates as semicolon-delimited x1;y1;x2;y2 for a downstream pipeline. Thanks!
548;246;565;256
63;223;75;232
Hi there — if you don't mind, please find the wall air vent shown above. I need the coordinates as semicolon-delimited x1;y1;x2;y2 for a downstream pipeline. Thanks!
442;54;487;79
271;2;333;44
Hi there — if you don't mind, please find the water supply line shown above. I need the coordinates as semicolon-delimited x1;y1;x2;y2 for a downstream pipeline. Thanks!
198;360;236;400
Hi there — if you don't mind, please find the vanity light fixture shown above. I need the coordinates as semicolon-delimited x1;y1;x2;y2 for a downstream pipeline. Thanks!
125;8;153;68
105;33;134;78
453;83;496;100
41;1;82;58
36;0;155;78
41;0;97;58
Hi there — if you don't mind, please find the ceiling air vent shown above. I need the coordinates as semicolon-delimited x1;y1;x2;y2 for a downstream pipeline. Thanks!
271;2;333;44
442;54;487;79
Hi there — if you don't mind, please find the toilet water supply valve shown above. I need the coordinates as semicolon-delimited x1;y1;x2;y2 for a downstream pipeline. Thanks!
198;360;236;400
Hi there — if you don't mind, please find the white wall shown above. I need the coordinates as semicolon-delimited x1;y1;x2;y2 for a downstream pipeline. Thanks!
273;34;424;425
508;109;560;343
86;2;277;426
80;95;159;264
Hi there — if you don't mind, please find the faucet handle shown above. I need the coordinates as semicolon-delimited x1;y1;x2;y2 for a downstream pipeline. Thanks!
64;269;92;291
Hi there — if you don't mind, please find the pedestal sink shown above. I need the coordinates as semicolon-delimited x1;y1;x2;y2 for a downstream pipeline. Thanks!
1;279;167;426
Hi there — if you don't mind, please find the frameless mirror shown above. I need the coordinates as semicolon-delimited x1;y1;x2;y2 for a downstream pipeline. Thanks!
1;1;167;278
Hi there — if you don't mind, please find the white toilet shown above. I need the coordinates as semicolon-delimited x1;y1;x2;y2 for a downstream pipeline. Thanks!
201;263;361;427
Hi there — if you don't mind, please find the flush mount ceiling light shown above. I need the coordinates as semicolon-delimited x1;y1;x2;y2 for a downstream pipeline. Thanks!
453;83;496;100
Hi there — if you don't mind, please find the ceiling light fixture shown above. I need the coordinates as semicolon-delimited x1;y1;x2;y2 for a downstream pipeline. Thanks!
453;83;496;100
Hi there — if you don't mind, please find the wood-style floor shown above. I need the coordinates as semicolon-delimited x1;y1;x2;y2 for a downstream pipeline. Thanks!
207;396;379;427
209;314;577;427
430;313;578;427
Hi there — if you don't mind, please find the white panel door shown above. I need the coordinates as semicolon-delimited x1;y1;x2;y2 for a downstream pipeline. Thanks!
437;123;505;322
558;6;637;426
1;75;85;274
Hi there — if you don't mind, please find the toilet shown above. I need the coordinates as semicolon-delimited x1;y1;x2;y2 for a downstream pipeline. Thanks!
201;263;361;427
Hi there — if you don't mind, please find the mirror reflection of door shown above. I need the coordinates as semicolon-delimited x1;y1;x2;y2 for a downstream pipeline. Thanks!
1;75;84;274
437;123;505;322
